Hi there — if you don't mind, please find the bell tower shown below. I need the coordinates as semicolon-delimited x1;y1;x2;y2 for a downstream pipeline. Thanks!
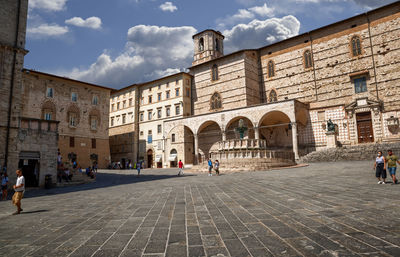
192;29;224;66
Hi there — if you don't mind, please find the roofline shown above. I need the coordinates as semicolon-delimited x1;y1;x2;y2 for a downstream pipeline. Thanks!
22;69;116;92
113;71;193;94
189;1;400;69
192;29;225;39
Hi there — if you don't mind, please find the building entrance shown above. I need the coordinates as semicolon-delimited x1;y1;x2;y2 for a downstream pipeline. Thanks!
147;149;153;168
18;151;40;187
356;112;374;143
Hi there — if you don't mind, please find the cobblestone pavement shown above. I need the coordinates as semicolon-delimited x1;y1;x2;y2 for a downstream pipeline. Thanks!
0;161;399;257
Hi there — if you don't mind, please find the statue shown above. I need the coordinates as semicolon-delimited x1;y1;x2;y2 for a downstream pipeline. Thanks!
327;119;335;132
235;119;248;139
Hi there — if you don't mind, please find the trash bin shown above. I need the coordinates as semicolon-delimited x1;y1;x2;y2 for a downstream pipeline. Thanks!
45;174;52;189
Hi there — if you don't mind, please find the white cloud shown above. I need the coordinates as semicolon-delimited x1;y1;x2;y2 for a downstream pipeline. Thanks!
224;15;301;53
65;17;102;30
159;2;178;12
217;3;275;29
29;0;68;11
64;25;196;88
248;3;274;17
27;23;69;38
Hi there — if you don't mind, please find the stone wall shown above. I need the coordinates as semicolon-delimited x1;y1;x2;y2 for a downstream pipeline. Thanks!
299;142;400;163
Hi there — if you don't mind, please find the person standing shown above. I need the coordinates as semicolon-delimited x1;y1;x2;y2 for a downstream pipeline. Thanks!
207;159;213;176
374;151;386;184
137;161;141;176
386;150;400;185
12;169;25;215
178;160;184;176
214;160;220;176
1;172;9;200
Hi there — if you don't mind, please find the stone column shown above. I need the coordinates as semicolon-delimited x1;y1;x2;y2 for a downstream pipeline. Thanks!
254;126;260;140
222;131;226;141
291;122;299;160
194;134;199;165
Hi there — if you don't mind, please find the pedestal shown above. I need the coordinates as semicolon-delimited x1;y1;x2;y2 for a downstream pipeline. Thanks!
326;131;337;148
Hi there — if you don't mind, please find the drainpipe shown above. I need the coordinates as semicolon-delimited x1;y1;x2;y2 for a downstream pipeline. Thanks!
366;13;379;101
4;0;22;168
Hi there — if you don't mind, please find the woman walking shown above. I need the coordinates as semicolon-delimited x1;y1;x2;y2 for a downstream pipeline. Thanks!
1;172;8;200
374;151;386;184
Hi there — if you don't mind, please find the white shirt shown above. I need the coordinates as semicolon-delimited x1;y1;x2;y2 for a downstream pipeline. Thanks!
15;176;25;192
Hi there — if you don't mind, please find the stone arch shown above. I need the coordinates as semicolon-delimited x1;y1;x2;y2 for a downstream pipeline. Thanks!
259;111;292;148
89;108;101;128
225;116;255;140
166;125;195;166
41;100;56;120
199;37;204;51
197;120;222;162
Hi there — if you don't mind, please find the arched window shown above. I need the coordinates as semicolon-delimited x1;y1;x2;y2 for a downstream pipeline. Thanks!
41;100;56;120
199;37;204;51
215;38;219;51
267;60;275;78
210;92;222;110
351;35;362;57
269;90;277;103
304;50;313;69
212;64;218;81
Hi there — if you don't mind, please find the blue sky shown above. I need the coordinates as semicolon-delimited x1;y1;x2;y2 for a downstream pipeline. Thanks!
24;0;396;89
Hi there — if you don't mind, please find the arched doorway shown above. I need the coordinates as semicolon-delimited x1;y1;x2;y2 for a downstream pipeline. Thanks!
198;121;222;163
225;116;254;140
169;149;178;167
147;149;153;168
259;111;292;149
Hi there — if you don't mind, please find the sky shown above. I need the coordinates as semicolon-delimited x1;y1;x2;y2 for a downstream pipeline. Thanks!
24;0;397;89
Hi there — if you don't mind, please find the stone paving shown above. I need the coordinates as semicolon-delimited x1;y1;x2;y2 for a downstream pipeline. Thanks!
0;161;400;257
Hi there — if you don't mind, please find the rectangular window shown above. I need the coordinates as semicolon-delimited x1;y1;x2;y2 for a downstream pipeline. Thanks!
69;113;77;127
70;137;75;147
46;87;53;98
166;107;170;117
140;113;144;121
71;92;78;102
175;88;180;97
111;117;114;126
158;93;161;101
44;112;52;121
166;82;169;88
185;79;189;85
176;79;179;85
91;117;98;130
166;91;170;99
123;101;126;109
140;131;144;136
157;124;162;134
92;138;96;149
111;104;115;112
157;109;162;118
92;95;98;105
175;105;180;115
172;134;176;142
129;98;133;107
148;130;152;135
158;84;161;89
117;102;120;110
122;114;126;124
148;95;152;104
148;111;152;120
186;88;190;97
141;97;144;105
354;77;367;93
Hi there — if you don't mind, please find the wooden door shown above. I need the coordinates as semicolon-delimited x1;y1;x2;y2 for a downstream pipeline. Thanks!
356;112;374;143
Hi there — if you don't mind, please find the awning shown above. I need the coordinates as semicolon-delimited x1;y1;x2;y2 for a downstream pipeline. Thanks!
168;154;177;162
155;155;162;162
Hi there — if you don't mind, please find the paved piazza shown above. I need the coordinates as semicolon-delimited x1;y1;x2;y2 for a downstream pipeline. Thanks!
0;161;400;257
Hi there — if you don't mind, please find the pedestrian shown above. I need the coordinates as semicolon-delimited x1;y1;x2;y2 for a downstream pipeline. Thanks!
385;149;400;185
214;160;220;176
12;169;24;215
207;158;213;176
1;172;9;200
57;151;62;167
137;161;141;176
374;151;386;184
178;160;184;176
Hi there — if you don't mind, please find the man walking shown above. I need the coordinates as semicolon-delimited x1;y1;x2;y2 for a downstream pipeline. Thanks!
207;158;213;176
12;169;24;215
137;161;141;176
178;160;184;176
385;149;400;185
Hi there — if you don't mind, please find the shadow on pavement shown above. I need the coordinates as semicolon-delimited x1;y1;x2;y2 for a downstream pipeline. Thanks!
20;209;49;214
21;170;196;199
